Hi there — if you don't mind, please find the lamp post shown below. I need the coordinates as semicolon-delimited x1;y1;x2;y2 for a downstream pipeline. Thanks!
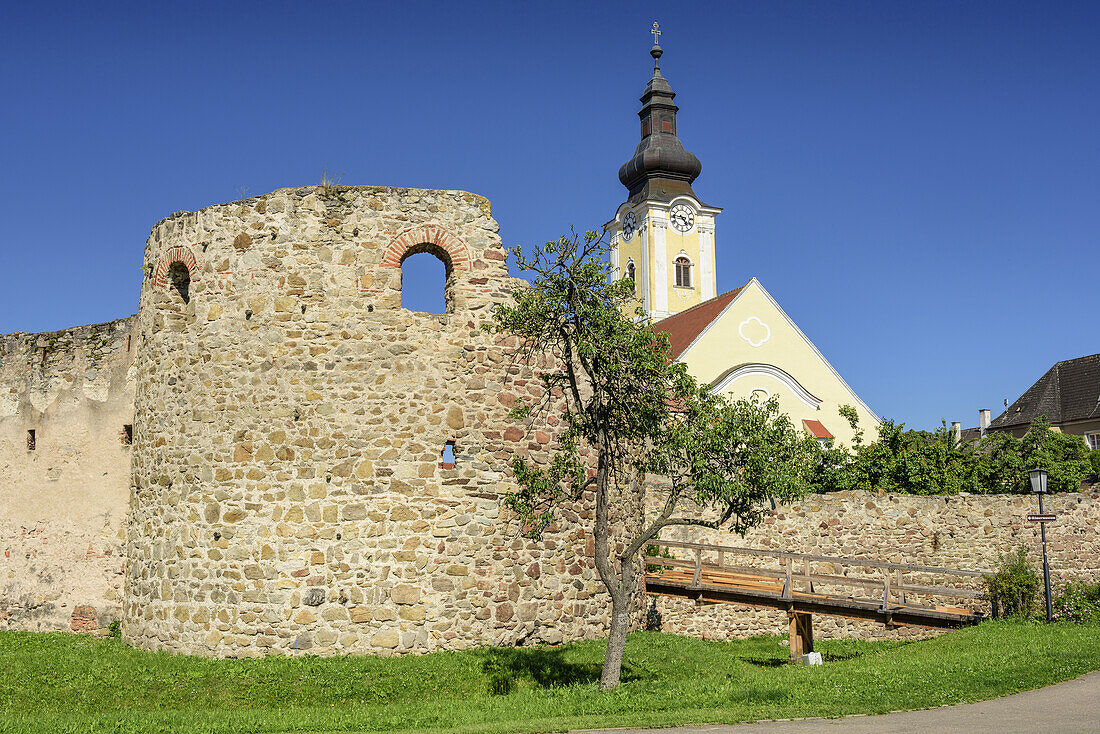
1028;467;1053;623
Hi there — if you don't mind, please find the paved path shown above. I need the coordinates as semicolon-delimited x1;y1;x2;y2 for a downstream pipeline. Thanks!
576;671;1100;734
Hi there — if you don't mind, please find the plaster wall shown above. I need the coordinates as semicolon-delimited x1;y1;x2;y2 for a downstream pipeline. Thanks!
0;318;135;631
678;279;878;445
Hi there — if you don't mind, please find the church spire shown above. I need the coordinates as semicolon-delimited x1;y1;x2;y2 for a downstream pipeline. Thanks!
617;25;703;203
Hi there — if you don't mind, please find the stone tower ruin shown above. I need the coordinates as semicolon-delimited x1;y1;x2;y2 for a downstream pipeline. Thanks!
123;186;607;656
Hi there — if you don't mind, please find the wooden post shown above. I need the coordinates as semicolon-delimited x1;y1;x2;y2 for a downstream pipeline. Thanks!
691;547;702;588
788;611;813;663
896;568;906;606
803;558;813;594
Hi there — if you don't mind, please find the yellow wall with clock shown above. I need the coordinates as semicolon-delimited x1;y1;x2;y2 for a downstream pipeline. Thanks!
608;196;720;321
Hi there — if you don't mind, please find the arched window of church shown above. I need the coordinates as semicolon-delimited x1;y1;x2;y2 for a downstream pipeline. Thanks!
625;260;636;293
168;262;191;304
674;256;692;289
400;245;452;313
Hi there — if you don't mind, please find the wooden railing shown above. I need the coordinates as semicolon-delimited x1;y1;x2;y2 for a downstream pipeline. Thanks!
644;538;988;616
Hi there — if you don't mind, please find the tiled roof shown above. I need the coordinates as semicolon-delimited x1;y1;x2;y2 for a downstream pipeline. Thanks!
959;427;983;445
990;353;1100;430
652;284;747;359
802;419;833;439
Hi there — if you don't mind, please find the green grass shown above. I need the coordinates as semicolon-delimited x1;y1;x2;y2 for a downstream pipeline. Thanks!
1;621;1098;733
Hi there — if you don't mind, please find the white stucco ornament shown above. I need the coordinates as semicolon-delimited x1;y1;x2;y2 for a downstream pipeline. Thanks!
738;316;771;347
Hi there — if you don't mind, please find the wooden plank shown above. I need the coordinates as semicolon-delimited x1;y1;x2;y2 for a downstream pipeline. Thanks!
645;574;983;618
894;582;984;599
647;539;988;577
644;580;982;627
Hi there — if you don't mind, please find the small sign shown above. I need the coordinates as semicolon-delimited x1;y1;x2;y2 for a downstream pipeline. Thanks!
1027;513;1056;523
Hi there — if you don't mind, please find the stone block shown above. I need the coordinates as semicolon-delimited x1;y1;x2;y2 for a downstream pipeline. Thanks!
302;588;326;606
371;630;399;649
390;585;421;604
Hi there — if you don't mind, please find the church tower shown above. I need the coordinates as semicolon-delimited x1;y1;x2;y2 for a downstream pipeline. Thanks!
608;27;721;320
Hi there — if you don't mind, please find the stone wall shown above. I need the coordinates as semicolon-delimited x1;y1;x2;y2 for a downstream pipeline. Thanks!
123;186;625;657
649;488;1100;641
0;318;135;631
4;185;1096;656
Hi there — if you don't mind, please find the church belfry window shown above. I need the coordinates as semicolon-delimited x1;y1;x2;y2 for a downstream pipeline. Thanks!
674;256;692;288
625;260;637;294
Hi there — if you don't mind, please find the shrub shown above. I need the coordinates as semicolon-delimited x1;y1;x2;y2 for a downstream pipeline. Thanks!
983;546;1041;619
1020;417;1091;493
810;412;1094;495
107;621;122;639
1052;580;1100;623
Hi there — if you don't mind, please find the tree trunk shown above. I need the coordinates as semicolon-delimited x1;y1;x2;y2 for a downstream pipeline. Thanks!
600;592;631;690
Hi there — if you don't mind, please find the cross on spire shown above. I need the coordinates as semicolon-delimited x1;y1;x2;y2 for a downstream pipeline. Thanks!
651;21;661;46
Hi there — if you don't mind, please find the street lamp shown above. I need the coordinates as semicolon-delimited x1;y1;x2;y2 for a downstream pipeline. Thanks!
1027;467;1053;623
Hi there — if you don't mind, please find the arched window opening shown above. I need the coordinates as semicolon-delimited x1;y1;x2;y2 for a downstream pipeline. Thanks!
168;261;191;304
400;245;452;313
674;256;692;288
625;260;637;294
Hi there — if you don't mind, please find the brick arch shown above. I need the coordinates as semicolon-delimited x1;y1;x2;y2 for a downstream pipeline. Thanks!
379;225;472;273
153;246;201;289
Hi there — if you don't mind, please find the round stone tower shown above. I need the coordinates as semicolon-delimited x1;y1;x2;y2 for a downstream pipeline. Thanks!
124;186;608;656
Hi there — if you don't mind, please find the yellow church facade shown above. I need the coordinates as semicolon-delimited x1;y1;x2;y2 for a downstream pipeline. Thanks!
652;279;878;445
607;37;878;445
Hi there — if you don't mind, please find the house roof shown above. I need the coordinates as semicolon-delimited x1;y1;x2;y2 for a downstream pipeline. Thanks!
990;353;1100;430
652;284;747;359
959;427;983;445
802;419;833;439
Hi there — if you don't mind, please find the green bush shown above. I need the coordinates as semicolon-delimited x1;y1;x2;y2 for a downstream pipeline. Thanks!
1052;580;1100;623
983;546;1041;619
1020;417;1091;493
107;621;121;639
809;411;1094;496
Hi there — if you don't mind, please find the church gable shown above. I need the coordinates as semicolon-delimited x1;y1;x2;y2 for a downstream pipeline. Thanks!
661;278;878;444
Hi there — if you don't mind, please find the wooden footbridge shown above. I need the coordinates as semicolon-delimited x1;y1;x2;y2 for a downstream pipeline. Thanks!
643;539;988;662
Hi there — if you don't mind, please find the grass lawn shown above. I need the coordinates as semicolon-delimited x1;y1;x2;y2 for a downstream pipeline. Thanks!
1;621;1098;734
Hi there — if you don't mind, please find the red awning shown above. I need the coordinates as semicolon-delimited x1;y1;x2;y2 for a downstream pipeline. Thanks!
802;419;833;439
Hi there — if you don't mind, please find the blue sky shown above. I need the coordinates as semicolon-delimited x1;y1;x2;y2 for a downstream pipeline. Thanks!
1;1;1096;431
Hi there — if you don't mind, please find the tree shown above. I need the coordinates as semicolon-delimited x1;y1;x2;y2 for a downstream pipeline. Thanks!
809;411;1093;496
489;230;818;690
1020;416;1091;493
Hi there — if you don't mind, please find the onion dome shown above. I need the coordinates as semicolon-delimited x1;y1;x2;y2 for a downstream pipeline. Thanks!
618;43;703;202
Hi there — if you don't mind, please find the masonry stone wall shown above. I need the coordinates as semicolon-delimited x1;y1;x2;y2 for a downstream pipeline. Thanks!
649;488;1100;641
0;318;135;631
4;185;1097;657
123;186;624;657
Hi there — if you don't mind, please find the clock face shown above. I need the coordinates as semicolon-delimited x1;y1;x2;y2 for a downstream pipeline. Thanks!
622;211;637;240
670;204;695;233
